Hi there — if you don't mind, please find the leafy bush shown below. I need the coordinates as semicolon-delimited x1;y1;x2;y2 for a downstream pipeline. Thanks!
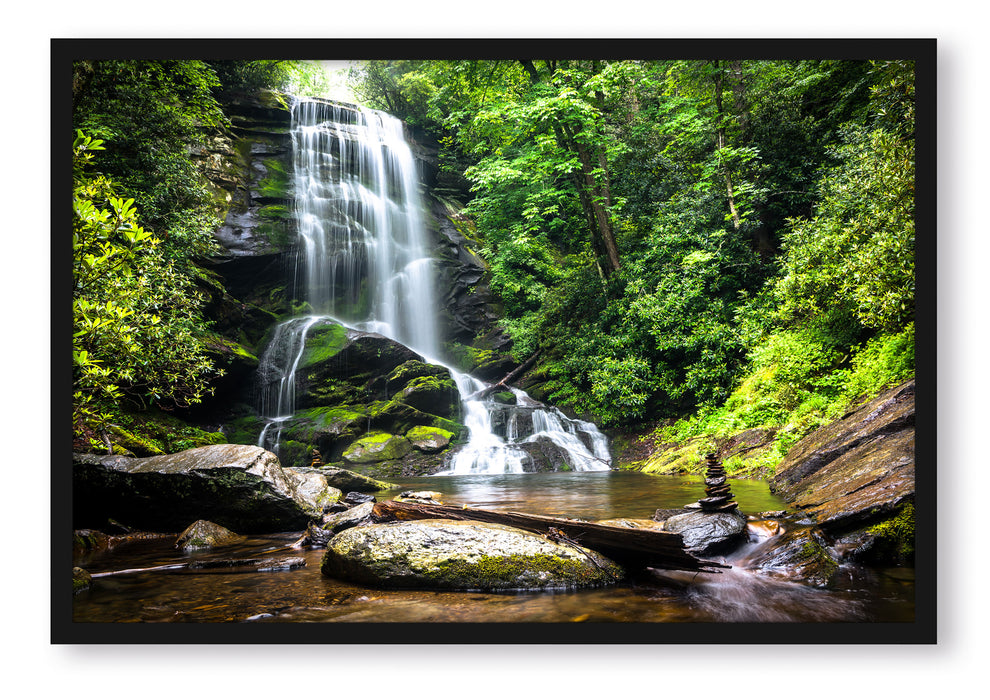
72;132;220;449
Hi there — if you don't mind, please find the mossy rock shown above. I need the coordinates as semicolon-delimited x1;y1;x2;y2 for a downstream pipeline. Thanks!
175;519;243;551
342;432;414;464
300;322;349;368
861;502;915;566
283;406;368;443
322;519;624;591
73;567;92;594
405;425;455;453
386;360;448;386
392;373;459;418
492;390;517;405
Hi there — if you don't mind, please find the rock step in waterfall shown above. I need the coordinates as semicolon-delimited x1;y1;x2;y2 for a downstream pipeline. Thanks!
254;96;611;474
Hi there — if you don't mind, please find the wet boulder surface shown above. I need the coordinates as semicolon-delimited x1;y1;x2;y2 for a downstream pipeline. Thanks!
73;444;340;534
769;380;915;545
321;519;624;591
657;509;749;556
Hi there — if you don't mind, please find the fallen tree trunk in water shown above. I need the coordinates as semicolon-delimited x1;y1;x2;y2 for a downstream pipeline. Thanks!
465;351;541;401
372;500;729;574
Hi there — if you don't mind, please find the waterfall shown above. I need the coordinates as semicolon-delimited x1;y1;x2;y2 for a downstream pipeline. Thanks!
256;97;611;473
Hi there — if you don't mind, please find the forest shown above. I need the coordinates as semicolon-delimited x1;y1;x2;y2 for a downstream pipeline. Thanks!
70;56;916;478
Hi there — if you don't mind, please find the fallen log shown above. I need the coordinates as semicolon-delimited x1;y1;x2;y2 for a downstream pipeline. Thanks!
372;500;729;574
465;351;541;401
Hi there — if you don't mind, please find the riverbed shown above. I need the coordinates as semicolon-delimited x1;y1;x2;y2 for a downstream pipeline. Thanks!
71;471;915;624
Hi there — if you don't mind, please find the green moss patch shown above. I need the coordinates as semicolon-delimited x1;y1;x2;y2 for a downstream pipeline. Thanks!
300;323;349;368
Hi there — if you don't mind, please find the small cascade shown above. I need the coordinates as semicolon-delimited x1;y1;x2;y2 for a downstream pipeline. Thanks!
255;96;612;472
255;315;323;454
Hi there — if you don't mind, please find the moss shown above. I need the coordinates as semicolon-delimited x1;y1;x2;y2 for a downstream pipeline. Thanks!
444;342;498;374
866;502;915;565
108;424;165;457
387;360;447;386
343;432;414;463
492;390;517;405
430;552;621;590
640;438;706;475
300;323;349;367
257;157;291;199
73;567;92;594
223;415;266;446
115;410;229;455
405;425;455;442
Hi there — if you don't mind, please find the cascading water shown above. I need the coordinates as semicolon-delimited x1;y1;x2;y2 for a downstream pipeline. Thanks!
255;97;611;474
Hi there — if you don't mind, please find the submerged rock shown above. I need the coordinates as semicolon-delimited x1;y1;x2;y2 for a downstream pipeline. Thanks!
176;520;242;551
658;509;748;555
73;444;341;534
72;567;92;594
322;519;624;591
743;525;840;588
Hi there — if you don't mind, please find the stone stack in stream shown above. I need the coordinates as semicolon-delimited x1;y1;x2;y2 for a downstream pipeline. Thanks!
690;453;738;513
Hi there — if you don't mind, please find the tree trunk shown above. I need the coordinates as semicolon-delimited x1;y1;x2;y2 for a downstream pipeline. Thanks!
714;63;743;233
520;59;621;279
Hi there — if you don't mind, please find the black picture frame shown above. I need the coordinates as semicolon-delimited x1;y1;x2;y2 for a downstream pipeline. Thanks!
52;37;936;645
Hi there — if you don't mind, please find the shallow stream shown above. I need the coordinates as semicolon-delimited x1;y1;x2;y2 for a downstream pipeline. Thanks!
71;471;914;624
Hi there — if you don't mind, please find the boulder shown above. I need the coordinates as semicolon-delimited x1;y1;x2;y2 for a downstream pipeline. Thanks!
318;467;396;493
342;432;414;464
73;444;341;534
405;425;455;453
743;525;840;588
323;501;376;533
175;520;242;551
322;519;624;591
770;380;915;534
300;502;377;547
73;567;92;594
659;510;748;555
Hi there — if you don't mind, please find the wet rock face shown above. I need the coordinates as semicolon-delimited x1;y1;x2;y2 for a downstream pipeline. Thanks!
322;519;624;591
770;380;915;534
743;525;840;588
72;444;341;534
208;94;295;259
658;510;749;556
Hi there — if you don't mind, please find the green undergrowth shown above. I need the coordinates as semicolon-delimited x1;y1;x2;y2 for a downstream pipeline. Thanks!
643;324;915;479
108;409;228;456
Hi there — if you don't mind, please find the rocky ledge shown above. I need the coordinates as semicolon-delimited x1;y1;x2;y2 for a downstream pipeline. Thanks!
769;379;915;565
73;444;340;534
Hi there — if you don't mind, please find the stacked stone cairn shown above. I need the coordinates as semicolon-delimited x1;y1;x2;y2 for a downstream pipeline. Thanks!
689;453;738;513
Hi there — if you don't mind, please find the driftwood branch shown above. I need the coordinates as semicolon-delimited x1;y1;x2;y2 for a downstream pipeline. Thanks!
372;500;729;574
466;351;541;402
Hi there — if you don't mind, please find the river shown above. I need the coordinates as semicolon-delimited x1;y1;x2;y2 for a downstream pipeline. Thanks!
71;471;915;624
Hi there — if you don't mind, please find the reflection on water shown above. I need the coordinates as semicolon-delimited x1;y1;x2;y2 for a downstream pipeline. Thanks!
378;470;789;520
71;471;914;624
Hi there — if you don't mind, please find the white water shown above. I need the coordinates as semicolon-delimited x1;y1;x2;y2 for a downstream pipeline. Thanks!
256;97;611;473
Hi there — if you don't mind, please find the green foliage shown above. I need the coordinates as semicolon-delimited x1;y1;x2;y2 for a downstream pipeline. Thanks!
775;124;915;333
73;60;227;263
349;58;914;430
72;132;221;448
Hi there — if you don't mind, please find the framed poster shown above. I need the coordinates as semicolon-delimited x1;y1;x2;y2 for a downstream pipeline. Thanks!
53;37;935;644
